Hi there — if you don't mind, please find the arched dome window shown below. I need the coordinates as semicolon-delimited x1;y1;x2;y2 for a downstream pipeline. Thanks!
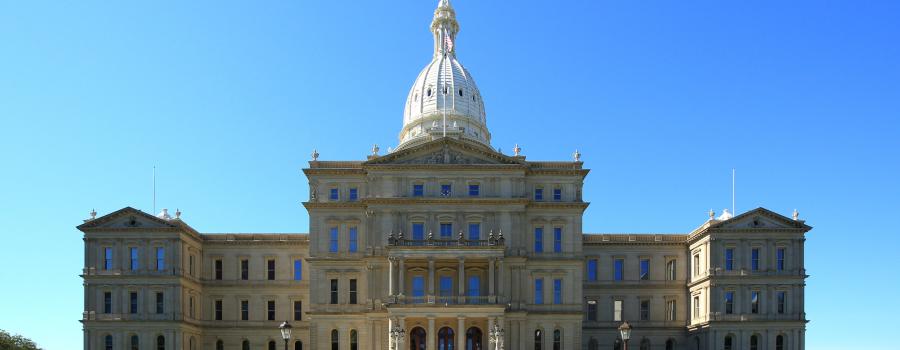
427;88;432;97
458;89;463;96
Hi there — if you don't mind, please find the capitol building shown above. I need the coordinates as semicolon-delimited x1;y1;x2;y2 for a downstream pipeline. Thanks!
78;1;810;349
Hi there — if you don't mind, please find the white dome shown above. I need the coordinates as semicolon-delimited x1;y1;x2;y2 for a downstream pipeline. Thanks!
398;0;491;150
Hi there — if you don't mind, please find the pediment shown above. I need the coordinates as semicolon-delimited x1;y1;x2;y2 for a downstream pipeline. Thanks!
713;207;809;230
77;207;179;231
365;138;523;166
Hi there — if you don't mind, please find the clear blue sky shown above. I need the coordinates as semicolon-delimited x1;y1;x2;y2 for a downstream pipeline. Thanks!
1;0;897;349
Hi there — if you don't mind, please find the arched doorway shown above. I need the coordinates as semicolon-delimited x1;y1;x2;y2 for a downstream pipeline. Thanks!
438;327;455;350
410;327;427;350
466;327;483;350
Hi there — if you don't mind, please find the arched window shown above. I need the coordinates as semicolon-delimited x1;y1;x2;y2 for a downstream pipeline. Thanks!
156;335;165;350
666;339;675;350
552;330;561;350
104;335;113;350
269;340;276;350
438;327;455;350
294;340;303;350
534;330;543;350
694;336;701;350
466;327;483;350
331;330;340;350
130;335;139;350
458;89;464;97
410;327;426;350
588;338;598;350
776;335;785;350
242;340;250;350
750;335;759;350
350;330;358;350
640;338;651;350
216;340;224;350
724;335;733;350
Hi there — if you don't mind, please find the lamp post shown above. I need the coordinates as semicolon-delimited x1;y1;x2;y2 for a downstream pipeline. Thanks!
618;321;632;350
389;318;406;350
488;322;505;350
279;321;293;350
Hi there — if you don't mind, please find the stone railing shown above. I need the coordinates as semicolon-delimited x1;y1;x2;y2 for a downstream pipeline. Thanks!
387;231;505;247
388;295;500;306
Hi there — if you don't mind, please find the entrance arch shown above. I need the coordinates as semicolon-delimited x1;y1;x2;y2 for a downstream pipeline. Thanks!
438;327;455;350
410;327;426;350
465;327;483;350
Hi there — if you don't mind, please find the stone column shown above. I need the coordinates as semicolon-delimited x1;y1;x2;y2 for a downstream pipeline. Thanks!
428;259;436;296
458;258;466;304
389;257;396;297
489;258;496;297
457;316;466;350
399;258;406;296
497;260;505;299
399;317;407;350
427;317;436;350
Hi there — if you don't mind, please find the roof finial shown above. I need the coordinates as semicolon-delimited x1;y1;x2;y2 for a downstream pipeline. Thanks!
708;209;715;221
311;149;319;161
372;144;380;156
175;208;182;219
573;149;581;162
158;208;172;220
89;209;97;220
513;144;521;156
717;208;733;221
792;209;799;221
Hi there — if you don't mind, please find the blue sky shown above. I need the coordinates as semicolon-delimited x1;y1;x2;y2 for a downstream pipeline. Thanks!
1;0;898;348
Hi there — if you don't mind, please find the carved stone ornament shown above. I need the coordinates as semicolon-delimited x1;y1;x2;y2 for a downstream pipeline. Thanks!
124;216;142;227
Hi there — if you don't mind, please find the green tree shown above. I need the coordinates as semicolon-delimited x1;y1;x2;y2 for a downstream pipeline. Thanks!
0;330;42;350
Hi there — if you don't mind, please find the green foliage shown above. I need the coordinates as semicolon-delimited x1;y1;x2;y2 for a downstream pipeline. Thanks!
0;330;42;350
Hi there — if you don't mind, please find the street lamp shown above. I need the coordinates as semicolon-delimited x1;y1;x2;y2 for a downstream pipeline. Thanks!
389;318;406;350
279;321;293;350
488;323;505;350
618;321;632;350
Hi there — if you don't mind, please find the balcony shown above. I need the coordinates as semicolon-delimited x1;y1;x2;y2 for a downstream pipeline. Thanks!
387;232;505;248
387;295;501;307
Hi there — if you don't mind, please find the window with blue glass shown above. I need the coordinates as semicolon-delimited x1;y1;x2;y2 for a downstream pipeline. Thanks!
587;259;598;281
294;259;302;280
469;184;479;196
725;248;734;270
751;291;760;313
777;248;785;271
553;279;562;304
467;276;480;298
534;228;544;252
329;188;339;200
553;188;562;201
130;247;139;270
329;227;339;253
777;291;786;314
468;223;480;240
534;187;543;201
412;276;425;298
440;276;453;296
156;247;165;271
349;188;358;201
725;291;734;314
104;247;113;270
413;184;424;197
440;184;452;197
553;227;562;253
614;259;624;281
751;248;760;271
640;259;650;280
348;227;358;253
412;223;425;240
534;278;544;304
440;223;453;239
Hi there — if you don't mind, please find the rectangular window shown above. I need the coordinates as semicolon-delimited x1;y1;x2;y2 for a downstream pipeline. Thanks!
587;300;597;321
329;227;339;252
440;184;452;197
468;223;480;240
440;276;453;296
534;227;544;252
156;247;165;271
215;259;223;280
330;279;339;304
614;258;624;281
534;278;544;304
666;260;676;281
329;188;339;200
614;300;623;321
640;259;650;280
667;300;677;321
103;292;111;314
693;254;700;276
412;223;425;240
267;259;276;280
349;279;358;304
777;248;785;271
349;188;358;201
189;255;195;276
640;300;650;320
693;296;700;318
467;276;481;298
348;227;358;253
725;248;735;271
413;184;424;197
240;259;249;280
440;223;453;239
587;259;598;281
155;292;164;314
777;291;786;314
553;227;562;253
469;184;479;196
129;247;139;271
129;292;138;314
240;300;249;320
553;188;562;201
294;259;302;280
103;247;113;270
534;187;543;201
725;291;734;314
553;279;562;304
294;300;302;321
189;297;194;319
751;291;760;314
215;299;223;320
267;300;275;320
411;276;425;297
751;248;760;271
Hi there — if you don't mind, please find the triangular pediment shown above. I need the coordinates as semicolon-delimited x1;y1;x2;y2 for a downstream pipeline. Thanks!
77;207;179;231
713;207;810;230
365;138;523;166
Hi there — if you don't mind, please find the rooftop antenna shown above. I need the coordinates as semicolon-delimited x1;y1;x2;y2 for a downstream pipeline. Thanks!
732;168;735;216
153;165;157;214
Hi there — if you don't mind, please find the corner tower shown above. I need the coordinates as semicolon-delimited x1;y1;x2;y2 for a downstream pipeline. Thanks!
399;0;490;150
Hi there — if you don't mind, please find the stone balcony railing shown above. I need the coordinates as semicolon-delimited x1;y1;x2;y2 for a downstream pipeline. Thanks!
386;231;505;247
387;295;502;306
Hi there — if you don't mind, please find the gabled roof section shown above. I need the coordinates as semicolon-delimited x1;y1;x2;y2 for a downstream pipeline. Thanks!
364;137;524;166
76;206;199;235
709;207;812;231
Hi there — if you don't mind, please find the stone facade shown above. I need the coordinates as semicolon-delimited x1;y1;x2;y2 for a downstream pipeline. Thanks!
77;2;809;350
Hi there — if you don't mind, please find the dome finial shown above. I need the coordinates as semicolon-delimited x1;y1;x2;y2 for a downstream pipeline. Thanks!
432;0;459;57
